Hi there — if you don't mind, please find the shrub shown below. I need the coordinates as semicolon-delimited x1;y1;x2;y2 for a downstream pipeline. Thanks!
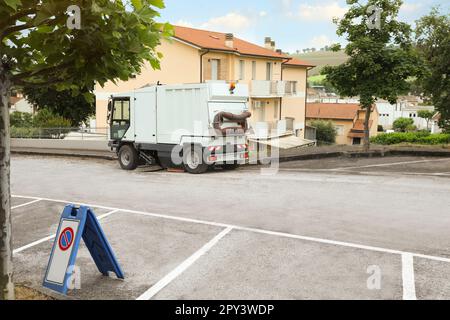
371;132;450;145
33;109;72;128
10;127;42;139
393;117;415;132
10;112;33;127
10;109;72;139
309;120;337;145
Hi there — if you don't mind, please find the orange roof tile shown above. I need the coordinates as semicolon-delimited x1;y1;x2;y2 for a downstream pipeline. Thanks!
306;103;361;120
9;96;22;105
173;25;313;65
284;57;315;68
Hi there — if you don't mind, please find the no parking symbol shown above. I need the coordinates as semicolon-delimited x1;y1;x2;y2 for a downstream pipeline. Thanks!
58;227;74;251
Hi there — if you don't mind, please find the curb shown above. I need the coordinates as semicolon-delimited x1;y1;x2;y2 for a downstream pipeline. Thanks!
12;150;117;161
278;149;450;163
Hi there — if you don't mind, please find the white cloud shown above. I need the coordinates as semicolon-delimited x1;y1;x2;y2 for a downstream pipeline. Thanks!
293;1;347;22
401;3;422;13
308;35;333;49
200;12;253;33
259;11;268;17
175;19;194;28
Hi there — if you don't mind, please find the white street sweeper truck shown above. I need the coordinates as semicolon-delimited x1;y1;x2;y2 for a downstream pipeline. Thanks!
108;82;251;174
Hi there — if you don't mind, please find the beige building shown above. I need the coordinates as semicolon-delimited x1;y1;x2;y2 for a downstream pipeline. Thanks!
95;26;314;138
306;103;379;145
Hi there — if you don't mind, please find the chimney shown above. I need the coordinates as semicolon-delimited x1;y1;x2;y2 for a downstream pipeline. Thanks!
225;33;234;48
264;37;272;50
270;41;276;51
276;49;283;54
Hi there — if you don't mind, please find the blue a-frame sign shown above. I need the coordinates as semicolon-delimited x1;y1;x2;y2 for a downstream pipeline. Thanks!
43;205;124;295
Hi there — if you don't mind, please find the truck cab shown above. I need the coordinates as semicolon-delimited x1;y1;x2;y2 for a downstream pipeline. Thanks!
108;82;251;174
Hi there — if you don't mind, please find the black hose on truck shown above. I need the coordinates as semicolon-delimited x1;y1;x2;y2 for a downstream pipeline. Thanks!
213;111;252;135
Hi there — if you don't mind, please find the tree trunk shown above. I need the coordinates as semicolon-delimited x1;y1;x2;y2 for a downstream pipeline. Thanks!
363;104;372;152
0;72;14;300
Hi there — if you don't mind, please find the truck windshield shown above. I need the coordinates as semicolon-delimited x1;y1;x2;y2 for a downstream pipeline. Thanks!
110;98;130;140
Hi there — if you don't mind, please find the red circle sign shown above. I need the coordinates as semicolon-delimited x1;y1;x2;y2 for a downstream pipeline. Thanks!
58;227;74;251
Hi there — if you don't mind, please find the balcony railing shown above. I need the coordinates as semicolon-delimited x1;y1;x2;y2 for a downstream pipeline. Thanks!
251;118;295;138
250;80;298;97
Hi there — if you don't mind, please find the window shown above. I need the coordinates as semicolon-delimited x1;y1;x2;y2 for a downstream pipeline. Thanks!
266;62;272;80
239;60;245;80
274;100;279;119
335;125;344;136
113;99;130;121
211;59;220;80
252;61;256;80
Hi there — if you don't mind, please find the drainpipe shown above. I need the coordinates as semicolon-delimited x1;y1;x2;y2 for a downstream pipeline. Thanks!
304;66;314;137
200;49;210;83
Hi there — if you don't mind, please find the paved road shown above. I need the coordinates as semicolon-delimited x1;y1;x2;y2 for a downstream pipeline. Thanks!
10;155;450;300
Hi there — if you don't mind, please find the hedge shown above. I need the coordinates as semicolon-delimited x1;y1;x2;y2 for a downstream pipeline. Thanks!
371;132;450;145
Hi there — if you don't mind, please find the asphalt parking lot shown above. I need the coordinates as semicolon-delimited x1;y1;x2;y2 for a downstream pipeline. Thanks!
10;154;450;300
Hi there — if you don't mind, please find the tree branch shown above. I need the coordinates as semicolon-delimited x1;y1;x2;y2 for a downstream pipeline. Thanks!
13;77;71;89
1;17;60;42
0;8;39;31
11;61;74;83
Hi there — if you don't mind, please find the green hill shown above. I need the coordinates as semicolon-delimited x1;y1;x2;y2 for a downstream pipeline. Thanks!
293;50;348;76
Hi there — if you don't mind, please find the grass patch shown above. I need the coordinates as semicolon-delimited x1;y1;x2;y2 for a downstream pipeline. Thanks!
15;285;55;300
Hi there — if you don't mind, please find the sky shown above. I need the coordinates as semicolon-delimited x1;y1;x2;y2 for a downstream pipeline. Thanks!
158;0;449;54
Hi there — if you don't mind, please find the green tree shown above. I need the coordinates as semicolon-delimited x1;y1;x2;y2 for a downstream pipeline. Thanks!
23;85;95;126
393;117;415;132
322;0;422;151
415;8;450;133
310;120;337;145
417;110;435;131
0;0;171;300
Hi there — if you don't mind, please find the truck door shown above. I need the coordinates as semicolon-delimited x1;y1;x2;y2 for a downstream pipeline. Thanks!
134;89;157;144
110;97;131;141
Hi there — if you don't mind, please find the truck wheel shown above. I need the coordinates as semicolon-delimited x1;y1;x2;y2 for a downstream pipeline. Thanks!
118;145;138;170
183;147;208;174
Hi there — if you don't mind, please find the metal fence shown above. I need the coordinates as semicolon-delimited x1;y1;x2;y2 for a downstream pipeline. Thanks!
11;127;109;140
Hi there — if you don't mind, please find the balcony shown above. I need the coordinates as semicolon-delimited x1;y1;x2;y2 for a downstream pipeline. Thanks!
251;118;295;139
250;80;297;97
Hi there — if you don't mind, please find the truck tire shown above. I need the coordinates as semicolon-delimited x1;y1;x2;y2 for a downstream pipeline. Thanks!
118;144;139;170
183;146;209;174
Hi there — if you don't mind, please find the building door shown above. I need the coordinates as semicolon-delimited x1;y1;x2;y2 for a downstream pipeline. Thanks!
211;59;219;80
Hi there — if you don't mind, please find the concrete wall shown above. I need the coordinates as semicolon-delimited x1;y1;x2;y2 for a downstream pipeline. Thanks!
11;139;109;151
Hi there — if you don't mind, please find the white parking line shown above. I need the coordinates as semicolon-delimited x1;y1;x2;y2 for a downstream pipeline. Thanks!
402;254;417;300
13;209;119;255
137;227;233;300
12;199;41;210
11;194;450;266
